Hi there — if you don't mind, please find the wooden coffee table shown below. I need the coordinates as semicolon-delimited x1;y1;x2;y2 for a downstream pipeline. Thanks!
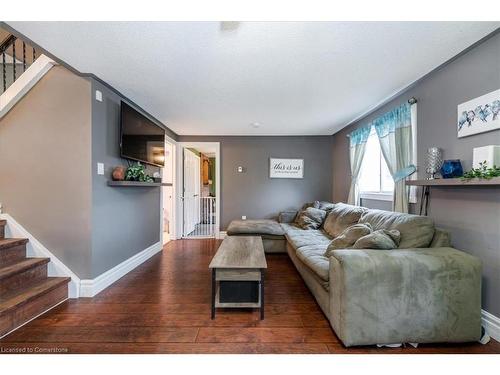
209;236;267;319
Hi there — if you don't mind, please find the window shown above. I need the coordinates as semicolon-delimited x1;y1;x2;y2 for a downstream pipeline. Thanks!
358;128;394;201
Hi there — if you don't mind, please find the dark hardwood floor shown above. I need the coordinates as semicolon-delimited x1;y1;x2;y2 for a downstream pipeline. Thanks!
1;239;499;354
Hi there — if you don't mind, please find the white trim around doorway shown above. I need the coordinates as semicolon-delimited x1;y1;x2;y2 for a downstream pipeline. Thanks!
176;142;221;239
159;135;178;246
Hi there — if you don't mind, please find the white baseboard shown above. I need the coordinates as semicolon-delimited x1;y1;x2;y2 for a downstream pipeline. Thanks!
79;241;162;297
482;309;500;342
0;213;81;298
218;231;227;239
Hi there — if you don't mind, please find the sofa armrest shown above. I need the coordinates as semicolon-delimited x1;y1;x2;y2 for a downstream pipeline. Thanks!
328;247;481;347
278;211;298;223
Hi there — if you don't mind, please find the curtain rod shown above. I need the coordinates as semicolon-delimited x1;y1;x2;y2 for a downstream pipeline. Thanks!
346;97;417;137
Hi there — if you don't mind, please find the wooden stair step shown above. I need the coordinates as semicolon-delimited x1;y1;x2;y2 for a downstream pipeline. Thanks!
0;238;28;250
0;276;70;314
0;258;49;281
0;239;28;266
0;277;70;337
0;220;5;239
0;258;50;296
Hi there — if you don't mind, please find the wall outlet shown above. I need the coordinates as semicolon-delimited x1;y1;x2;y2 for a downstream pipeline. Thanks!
241;216;247;220
97;163;104;175
95;90;103;102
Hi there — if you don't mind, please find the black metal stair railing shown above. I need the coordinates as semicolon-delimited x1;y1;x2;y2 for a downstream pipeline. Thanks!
0;33;39;94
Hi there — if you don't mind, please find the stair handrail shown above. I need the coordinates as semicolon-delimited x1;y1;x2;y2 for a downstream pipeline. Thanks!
1;32;38;93
0;34;16;53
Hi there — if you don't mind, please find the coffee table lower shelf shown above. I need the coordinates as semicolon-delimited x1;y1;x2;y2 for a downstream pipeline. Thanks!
211;268;265;320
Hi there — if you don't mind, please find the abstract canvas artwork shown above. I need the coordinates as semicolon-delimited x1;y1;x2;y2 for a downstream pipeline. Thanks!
457;89;500;138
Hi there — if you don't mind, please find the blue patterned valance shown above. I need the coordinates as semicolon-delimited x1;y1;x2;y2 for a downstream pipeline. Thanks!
349;125;371;147
373;102;411;138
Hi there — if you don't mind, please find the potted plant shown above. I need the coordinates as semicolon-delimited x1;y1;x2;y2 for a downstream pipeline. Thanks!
125;162;154;183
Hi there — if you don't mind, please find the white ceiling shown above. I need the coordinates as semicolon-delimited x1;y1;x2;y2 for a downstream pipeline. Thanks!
8;21;499;135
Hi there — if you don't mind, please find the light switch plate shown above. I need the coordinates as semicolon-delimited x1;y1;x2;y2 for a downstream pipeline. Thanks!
95;90;103;102
97;163;104;175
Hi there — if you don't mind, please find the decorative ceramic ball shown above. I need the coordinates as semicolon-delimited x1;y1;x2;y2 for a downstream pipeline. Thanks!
112;166;126;181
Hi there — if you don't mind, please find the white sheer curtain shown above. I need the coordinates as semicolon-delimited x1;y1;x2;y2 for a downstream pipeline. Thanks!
347;126;371;206
373;103;413;213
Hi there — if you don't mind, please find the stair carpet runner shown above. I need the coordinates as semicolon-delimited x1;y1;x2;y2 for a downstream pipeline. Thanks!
0;219;70;337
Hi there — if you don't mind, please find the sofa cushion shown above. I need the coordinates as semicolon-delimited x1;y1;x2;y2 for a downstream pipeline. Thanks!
324;223;372;256
295;244;330;282
302;201;321;210
323;203;367;238
278;211;298;223
352;229;401;250
296;207;327;230
318;201;336;211
227;219;285;239
358;209;435;248
281;223;332;250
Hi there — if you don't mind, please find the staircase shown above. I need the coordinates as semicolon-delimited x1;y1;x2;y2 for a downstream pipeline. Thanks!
1;29;56;119
0;219;70;338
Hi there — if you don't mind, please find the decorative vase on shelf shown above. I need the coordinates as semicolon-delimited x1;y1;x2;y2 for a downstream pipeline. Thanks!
440;159;464;179
426;147;443;179
112;166;126;181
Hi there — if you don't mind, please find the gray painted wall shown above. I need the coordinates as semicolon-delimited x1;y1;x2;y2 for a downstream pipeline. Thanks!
0;66;92;277
179;136;334;229
90;79;162;278
332;33;500;316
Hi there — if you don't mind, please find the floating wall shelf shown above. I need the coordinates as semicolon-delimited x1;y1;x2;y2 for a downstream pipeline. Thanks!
406;177;500;216
406;177;500;186
107;181;172;187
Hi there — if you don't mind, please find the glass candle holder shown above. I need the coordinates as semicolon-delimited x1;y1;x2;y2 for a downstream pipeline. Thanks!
426;147;443;180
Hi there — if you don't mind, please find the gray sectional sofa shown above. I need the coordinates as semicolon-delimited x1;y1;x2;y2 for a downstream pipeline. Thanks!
227;202;482;347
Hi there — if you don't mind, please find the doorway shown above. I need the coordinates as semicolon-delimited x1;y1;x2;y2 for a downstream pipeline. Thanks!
177;142;220;239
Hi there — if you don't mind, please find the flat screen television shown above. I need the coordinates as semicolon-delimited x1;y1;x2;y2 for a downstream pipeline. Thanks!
120;101;166;167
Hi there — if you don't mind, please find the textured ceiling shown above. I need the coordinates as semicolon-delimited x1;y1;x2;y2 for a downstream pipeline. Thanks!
7;21;499;135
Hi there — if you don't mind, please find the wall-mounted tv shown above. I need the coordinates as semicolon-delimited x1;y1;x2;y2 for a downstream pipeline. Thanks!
120;101;166;167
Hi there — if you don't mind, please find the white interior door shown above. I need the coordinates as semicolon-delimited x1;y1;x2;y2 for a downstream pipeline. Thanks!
183;149;200;236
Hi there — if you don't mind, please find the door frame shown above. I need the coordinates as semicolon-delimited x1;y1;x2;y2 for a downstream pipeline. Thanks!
182;148;201;236
161;139;176;244
176;142;221;239
160;136;177;245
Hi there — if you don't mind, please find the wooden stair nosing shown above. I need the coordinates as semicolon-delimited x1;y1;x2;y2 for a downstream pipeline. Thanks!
0;258;49;281
0;276;70;315
0;238;29;250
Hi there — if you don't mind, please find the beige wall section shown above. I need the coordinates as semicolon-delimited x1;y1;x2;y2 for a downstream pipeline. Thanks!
0;66;92;277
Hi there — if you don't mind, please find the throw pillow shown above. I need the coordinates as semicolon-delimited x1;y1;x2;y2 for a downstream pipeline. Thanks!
296;207;327;230
317;201;336;212
324;223;372;257
352;229;401;250
323;203;366;238
294;201;321;224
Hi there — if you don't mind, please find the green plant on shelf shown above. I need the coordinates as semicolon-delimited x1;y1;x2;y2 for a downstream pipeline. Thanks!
461;161;500;180
125;162;154;183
